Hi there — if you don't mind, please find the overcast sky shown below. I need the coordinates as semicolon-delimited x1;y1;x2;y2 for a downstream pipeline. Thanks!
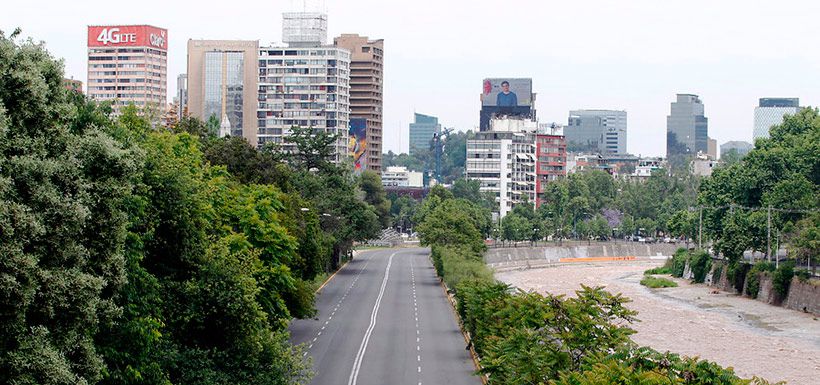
4;0;820;156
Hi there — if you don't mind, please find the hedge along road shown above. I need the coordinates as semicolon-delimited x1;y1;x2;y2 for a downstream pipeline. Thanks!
289;247;480;385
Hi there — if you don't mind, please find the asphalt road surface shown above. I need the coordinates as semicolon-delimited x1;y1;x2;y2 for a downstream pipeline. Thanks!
290;247;481;385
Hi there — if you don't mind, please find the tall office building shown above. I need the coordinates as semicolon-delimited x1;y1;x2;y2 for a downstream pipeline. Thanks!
257;12;351;163
176;73;187;119
565;110;627;154
187;40;259;145
753;98;800;140
666;94;708;157
87;25;167;117
334;34;384;171
408;113;441;155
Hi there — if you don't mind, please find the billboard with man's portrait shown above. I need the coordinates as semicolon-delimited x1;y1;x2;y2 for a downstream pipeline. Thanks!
481;78;532;107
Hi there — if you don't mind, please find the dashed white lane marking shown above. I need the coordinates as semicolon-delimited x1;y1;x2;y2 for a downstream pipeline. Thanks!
306;256;372;353
347;252;396;385
412;257;423;383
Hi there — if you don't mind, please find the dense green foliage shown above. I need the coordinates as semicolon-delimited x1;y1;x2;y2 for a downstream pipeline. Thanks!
771;262;795;299
414;184;776;385
744;262;775;299
695;109;819;266
0;30;386;385
641;276;678;288
383;130;473;184
644;266;672;275
689;251;712;284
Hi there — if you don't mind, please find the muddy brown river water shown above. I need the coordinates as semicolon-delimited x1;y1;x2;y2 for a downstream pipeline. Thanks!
496;263;820;385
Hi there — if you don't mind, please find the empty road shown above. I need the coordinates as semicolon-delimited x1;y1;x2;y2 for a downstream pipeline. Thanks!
290;247;480;385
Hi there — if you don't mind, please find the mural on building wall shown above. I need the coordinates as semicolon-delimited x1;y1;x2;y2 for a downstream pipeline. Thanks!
349;118;367;170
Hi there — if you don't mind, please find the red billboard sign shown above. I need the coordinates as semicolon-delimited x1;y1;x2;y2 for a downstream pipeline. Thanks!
87;25;167;49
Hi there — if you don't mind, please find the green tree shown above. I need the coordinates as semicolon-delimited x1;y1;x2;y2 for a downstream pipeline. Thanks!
0;30;143;384
359;170;391;229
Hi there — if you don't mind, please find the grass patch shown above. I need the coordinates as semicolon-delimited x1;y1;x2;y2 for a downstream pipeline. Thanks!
644;266;671;275
641;276;678;288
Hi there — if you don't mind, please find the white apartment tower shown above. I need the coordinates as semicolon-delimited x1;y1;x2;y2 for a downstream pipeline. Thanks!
466;117;538;219
257;12;351;163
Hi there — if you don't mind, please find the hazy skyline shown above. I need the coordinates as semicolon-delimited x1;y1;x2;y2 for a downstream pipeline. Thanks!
4;0;820;156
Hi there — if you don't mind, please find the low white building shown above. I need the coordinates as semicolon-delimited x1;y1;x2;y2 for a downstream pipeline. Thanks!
381;166;423;187
466;117;537;218
691;153;720;177
633;158;664;177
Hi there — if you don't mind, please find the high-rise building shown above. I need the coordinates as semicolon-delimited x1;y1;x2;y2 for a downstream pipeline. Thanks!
408;113;441;155
257;12;351;163
720;141;753;158
334;34;384;172
466;116;537;218
186;40;259;145
667;94;708;157
566;110;627;154
87;25;167;117
535;124;567;209
753;98;800;140
176;73;187;119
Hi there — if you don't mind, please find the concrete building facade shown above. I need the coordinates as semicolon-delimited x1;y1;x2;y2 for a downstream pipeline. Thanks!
466;117;537;218
186;40;259;145
381;166;423;187
257;12;351;163
87;25;167;117
535;123;567;208
753;98;800;140
409;113;440;155
566;110;627;154
667;94;708;157
334;34;384;171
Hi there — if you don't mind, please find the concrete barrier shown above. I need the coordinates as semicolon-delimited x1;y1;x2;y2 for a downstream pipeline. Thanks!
485;242;681;265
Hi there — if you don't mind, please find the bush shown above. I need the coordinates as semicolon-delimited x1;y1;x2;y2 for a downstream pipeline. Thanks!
772;262;795;299
640;276;678;288
745;261;775;299
689;251;712;283
670;248;689;277
644;266;671;275
727;262;751;293
795;269;812;282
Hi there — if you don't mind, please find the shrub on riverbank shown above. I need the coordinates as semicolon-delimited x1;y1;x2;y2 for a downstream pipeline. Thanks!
415;194;777;384
641;276;678;288
644;266;672;275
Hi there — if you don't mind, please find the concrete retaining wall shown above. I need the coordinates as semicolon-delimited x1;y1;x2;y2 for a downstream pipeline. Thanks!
484;243;681;264
784;277;820;315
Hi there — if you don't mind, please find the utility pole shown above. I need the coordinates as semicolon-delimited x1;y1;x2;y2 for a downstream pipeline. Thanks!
698;207;702;250
767;206;772;262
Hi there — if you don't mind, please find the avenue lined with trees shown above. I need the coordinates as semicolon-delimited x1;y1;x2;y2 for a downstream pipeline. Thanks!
0;30;388;385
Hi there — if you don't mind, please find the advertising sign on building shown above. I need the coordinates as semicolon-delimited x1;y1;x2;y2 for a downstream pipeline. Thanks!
349;118;367;170
481;78;532;107
88;25;168;49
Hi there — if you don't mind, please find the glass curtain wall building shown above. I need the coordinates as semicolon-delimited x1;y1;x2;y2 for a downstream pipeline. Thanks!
753;98;800;140
666;94;708;157
203;51;245;137
566;110;627;154
186;39;259;145
408;113;441;155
